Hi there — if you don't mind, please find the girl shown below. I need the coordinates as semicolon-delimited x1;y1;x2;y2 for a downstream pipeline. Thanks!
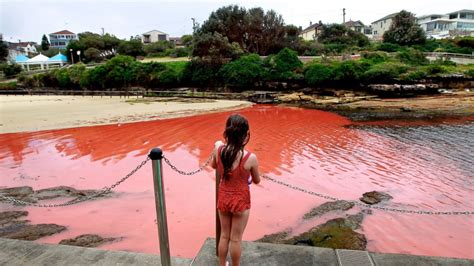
211;114;260;266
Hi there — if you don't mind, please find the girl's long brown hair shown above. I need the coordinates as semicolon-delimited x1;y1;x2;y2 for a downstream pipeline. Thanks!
221;114;249;180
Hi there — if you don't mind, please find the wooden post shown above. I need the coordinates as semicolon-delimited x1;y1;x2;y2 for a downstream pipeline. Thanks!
216;170;221;256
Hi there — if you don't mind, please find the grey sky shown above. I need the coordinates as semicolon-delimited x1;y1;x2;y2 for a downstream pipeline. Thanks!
1;0;473;43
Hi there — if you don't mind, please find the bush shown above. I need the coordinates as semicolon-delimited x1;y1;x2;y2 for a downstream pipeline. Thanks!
304;63;333;86
272;48;303;80
376;42;401;52
0;63;22;78
155;68;180;87
182;59;222;87
397;48;429;65
84;48;102;62
425;64;447;75
465;68;474;78
332;60;368;83
361;52;389;64
361;62;408;83
401;70;428;82
219;54;265;88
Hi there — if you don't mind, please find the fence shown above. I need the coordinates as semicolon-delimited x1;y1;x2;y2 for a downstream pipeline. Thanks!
1;148;473;265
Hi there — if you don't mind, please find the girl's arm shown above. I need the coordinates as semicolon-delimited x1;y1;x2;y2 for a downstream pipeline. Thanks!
211;140;224;169
249;154;260;184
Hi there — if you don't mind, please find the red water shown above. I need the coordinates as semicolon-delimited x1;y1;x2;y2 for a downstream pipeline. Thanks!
1;105;473;259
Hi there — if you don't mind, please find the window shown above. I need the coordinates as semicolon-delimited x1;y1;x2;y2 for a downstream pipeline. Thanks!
449;14;457;19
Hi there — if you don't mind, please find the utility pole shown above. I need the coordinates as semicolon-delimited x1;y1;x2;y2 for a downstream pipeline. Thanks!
343;8;346;23
101;27;105;36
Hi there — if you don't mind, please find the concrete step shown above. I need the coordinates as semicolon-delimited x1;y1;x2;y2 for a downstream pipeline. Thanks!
191;238;474;266
0;238;192;266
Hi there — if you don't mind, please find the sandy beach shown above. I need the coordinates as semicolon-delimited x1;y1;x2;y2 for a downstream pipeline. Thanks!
0;96;252;133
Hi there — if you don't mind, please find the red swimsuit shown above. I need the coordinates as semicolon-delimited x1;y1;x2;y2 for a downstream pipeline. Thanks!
216;146;252;213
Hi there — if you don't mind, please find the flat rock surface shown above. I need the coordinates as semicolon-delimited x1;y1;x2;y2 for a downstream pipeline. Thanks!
303;200;355;219
59;234;118;248
0;224;66;240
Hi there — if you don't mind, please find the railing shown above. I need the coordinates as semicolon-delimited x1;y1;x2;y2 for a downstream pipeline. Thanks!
424;52;474;59
0;89;252;100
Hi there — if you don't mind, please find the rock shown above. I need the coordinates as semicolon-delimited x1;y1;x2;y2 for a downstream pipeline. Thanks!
34;186;103;200
0;211;29;226
360;191;393;205
0;224;66;240
0;186;36;202
256;231;290;244
303;200;354;220
59;234;118;247
287;214;367;250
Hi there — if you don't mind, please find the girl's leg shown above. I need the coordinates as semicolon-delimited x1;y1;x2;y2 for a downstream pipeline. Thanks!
218;210;232;266
229;210;250;266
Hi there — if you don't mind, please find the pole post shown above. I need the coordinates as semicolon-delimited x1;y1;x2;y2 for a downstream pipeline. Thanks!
149;148;171;266
215;170;221;256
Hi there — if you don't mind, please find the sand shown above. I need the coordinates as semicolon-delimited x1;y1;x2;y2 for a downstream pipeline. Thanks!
0;96;252;133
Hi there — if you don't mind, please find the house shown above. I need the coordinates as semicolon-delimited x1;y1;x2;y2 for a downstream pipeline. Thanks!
371;12;399;40
299;21;324;41
344;20;365;34
169;37;182;46
417;9;474;39
141;30;169;44
49;30;77;49
7;42;37;62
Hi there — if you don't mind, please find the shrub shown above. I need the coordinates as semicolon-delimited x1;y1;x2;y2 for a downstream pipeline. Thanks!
84;48;102;62
332;60;368;83
155;68;180;87
54;69;72;88
361;51;389;64
0;63;22;78
397;48;429;65
465;68;474;78
377;42;401;52
401;70;428;82
304;63;333;86
273;48;303;80
182;59;222;87
425;64;447;75
219;54;265;88
361;62;408;83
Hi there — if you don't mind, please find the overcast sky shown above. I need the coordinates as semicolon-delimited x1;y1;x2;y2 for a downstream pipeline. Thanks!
1;0;473;43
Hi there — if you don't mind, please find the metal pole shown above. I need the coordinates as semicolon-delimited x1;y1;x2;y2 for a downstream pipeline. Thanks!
149;148;171;266
215;170;221;256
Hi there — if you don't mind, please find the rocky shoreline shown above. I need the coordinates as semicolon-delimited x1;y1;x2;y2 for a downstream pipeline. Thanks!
0;186;120;248
277;89;474;121
257;191;393;251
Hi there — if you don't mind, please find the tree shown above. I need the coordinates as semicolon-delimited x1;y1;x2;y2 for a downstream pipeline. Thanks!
192;32;234;62
117;38;145;57
272;48;303;80
197;5;287;55
219;54;265;88
84;48;102;62
319;24;369;48
181;35;193;48
41;34;50;51
0;41;8;62
383;10;426;45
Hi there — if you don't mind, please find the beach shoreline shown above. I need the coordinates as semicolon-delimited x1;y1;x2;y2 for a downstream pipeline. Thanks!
0;96;252;134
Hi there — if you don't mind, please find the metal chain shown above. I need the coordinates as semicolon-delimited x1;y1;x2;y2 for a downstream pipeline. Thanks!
162;153;213;176
0;157;150;208
261;175;474;215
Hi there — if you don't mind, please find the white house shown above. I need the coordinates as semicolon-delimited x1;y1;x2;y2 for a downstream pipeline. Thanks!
7;42;37;62
371;13;399;40
417;9;474;39
141;30;169;44
299;21;324;41
49;30;77;49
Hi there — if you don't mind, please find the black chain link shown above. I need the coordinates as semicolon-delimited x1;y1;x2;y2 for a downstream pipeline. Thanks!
162;154;213;176
261;175;474;215
0;157;150;207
